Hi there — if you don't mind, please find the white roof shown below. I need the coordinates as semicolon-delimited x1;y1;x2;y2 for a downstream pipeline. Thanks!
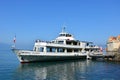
56;31;75;40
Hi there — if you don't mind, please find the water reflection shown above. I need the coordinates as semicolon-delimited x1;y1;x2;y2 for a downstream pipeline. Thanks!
13;60;88;80
13;60;120;80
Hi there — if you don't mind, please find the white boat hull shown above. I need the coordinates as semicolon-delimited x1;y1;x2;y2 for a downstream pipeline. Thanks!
12;49;87;63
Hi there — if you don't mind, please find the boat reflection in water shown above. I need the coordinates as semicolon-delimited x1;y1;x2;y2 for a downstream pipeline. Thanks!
13;60;120;80
13;60;89;80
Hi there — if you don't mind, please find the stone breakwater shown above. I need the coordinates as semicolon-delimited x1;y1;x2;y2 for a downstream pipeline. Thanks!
114;53;120;61
106;52;120;62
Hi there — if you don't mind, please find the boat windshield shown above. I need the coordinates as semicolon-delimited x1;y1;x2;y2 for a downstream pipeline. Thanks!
60;34;66;36
59;33;72;37
66;34;72;37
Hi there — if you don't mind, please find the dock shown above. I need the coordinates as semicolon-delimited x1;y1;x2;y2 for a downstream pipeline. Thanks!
88;54;115;60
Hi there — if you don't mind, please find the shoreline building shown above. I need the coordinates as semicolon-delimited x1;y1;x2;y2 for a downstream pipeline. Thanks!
107;35;120;52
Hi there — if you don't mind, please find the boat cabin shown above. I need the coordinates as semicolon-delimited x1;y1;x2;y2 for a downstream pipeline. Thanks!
33;29;99;53
34;40;98;53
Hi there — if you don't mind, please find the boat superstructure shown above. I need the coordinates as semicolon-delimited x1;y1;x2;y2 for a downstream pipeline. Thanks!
12;28;101;63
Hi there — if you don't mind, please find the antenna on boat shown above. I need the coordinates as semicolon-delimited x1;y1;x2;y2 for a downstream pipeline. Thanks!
62;26;66;33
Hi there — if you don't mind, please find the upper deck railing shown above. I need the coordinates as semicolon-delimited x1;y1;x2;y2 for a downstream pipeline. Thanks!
35;39;99;49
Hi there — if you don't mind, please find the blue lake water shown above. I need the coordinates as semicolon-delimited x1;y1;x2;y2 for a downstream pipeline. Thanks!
0;50;120;80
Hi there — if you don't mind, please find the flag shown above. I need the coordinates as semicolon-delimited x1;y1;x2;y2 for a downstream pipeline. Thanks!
13;36;16;43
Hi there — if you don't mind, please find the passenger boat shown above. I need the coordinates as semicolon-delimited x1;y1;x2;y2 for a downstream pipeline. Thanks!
12;28;101;63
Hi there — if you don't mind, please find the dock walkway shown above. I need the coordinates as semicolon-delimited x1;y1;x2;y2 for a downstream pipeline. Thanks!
89;54;115;60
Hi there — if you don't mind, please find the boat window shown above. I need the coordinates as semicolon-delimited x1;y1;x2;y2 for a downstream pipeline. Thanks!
57;48;64;52
58;41;64;44
60;34;66;36
52;41;55;43
74;49;78;52
39;47;44;52
47;47;56;52
66;41;71;45
73;42;77;45
51;48;56;52
85;49;89;51
63;34;66;36
47;47;50;52
67;49;72;52
66;34;71;37
86;43;89;46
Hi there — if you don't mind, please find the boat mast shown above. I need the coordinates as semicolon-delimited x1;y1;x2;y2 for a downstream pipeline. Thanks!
62;26;66;33
12;35;16;49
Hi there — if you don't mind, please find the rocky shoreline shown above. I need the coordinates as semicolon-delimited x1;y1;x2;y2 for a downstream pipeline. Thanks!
106;52;120;62
113;53;120;61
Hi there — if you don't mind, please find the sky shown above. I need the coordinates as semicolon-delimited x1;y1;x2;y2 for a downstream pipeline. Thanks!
0;0;120;48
